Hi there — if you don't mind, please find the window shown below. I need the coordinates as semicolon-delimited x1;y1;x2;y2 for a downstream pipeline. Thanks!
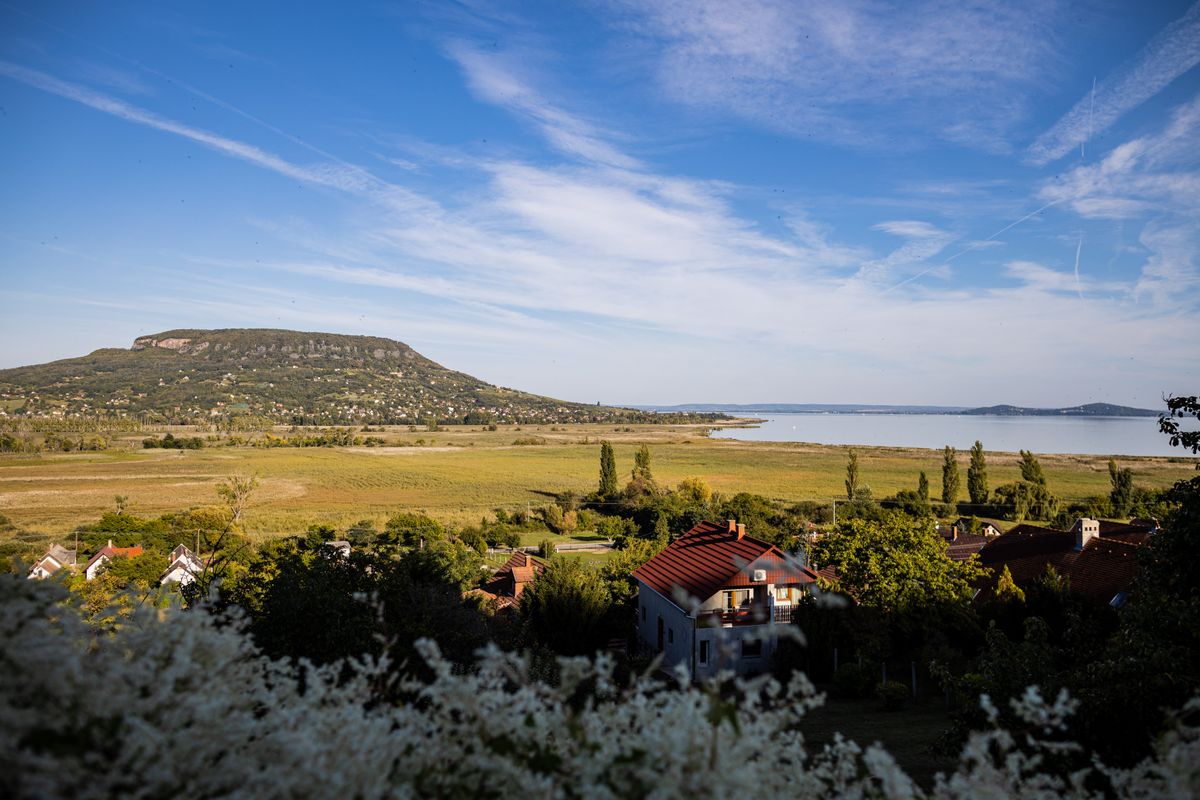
699;640;710;665
641;605;646;621
723;589;751;610
741;639;763;658
668;628;674;644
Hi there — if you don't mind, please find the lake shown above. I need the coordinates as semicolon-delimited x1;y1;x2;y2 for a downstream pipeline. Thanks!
709;413;1186;457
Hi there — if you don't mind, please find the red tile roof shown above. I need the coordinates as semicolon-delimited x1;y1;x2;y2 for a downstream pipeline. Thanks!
632;521;817;604
476;551;545;600
977;520;1150;603
85;544;144;573
946;532;991;562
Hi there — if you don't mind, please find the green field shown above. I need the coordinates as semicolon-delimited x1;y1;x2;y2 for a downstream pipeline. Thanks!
0;421;1194;541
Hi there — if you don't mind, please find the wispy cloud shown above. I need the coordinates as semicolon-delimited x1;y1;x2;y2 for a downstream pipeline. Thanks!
1038;94;1200;219
447;43;642;169
602;0;1062;150
1027;1;1200;165
3;55;1196;404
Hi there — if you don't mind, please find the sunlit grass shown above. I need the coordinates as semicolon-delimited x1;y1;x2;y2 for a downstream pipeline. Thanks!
0;422;1193;540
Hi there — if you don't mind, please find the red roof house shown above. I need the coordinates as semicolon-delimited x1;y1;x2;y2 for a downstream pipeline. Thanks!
84;540;145;581
632;520;817;678
976;517;1153;605
471;550;546;610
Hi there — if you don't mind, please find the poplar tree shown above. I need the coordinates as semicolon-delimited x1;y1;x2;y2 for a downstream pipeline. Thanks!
918;471;929;503
967;441;989;506
941;446;960;505
598;441;618;498
632;444;653;482
845;450;859;500
1109;458;1134;517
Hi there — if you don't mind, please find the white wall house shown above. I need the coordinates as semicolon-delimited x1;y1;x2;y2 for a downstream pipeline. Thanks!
84;541;144;580
160;544;205;586
631;520;818;680
27;544;77;580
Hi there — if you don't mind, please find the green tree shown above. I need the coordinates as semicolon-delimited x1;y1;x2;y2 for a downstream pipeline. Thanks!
519;557;612;655
809;512;982;611
382;512;445;549
1109;458;1134;517
1019;450;1047;484
918;471;929;503
992;564;1026;604
967;441;988;506
598;441;618;498
845;449;860;500
941;446;960;505
632;444;653;482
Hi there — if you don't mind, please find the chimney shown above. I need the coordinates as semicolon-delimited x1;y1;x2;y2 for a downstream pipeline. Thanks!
737;523;746;540
1073;518;1099;551
727;519;737;534
107;539;113;548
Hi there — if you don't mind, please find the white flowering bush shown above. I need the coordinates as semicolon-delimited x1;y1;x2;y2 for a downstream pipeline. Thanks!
1;575;1197;799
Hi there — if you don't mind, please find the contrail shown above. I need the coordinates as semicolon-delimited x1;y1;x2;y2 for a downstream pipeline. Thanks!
1073;234;1084;298
886;198;1066;292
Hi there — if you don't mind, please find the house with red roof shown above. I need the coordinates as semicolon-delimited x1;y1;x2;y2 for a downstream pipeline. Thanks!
470;550;546;610
631;519;818;679
976;517;1154;606
84;540;145;580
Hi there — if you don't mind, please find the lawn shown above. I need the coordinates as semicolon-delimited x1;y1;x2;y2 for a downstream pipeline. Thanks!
0;421;1193;539
800;694;956;790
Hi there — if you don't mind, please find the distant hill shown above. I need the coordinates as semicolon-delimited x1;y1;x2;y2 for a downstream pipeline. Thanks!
0;328;717;426
639;401;1159;418
960;403;1158;417
640;403;968;414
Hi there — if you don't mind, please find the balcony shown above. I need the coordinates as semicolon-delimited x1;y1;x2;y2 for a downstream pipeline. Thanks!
706;604;794;627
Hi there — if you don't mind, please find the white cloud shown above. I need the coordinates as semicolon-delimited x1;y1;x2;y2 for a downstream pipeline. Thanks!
1038;94;1200;219
603;0;1062;150
4;58;1197;406
447;43;643;170
1027;1;1200;165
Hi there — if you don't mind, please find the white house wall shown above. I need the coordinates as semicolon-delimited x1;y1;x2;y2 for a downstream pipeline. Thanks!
634;580;694;676
636;580;781;680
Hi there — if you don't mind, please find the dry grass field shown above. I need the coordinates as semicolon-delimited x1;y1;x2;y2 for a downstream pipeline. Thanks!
1;421;1194;541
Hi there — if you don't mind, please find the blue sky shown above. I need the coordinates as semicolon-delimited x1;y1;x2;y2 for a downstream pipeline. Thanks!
1;1;1198;408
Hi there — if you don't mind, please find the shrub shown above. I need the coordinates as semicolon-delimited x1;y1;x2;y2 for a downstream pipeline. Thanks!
2;576;1198;799
877;680;910;711
832;662;875;699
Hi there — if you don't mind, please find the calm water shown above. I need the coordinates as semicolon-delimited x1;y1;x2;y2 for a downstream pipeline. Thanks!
709;413;1185;457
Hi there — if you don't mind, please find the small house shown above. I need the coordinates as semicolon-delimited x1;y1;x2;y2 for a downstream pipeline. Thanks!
160;544;205;586
27;544;77;580
84;540;145;580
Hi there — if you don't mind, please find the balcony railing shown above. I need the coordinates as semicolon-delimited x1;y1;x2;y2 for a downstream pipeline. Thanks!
707;604;794;626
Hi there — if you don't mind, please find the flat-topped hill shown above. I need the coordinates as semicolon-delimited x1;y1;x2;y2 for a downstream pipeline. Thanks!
0;328;704;426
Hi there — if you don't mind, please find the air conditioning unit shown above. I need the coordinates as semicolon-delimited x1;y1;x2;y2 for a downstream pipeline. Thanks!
752;569;767;582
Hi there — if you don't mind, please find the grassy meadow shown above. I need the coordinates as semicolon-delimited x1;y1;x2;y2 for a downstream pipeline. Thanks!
1;421;1195;545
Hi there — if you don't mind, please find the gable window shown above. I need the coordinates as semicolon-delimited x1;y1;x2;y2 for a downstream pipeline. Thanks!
699;640;710;665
